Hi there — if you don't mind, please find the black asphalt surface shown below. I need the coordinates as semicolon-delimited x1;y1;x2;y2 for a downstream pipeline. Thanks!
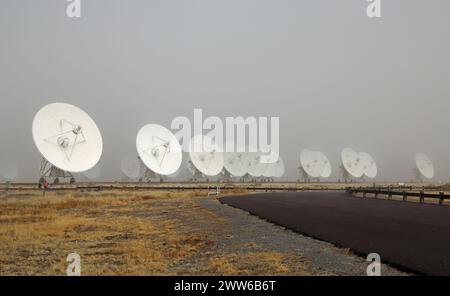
220;192;450;275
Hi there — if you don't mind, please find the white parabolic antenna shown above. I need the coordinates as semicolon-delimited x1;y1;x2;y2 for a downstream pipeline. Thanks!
0;159;19;180
360;152;377;179
316;151;332;178
415;153;434;179
32;103;103;173
136;124;182;176
261;152;276;178
271;155;285;178
341;148;364;178
223;145;247;177
300;149;324;178
120;156;141;179
262;161;275;178
246;147;266;177
189;135;224;176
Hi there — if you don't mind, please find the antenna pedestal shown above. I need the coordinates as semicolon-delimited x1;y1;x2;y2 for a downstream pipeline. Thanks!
298;167;312;183
262;177;274;183
138;158;163;182
220;170;232;183
190;169;208;182
340;166;351;183
39;158;75;184
241;173;253;183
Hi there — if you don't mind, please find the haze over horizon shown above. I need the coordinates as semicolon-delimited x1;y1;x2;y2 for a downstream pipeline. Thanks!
1;0;449;182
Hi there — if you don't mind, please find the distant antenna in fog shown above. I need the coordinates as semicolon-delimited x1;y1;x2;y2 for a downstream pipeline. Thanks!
415;153;434;180
340;148;364;182
0;159;19;181
359;152;378;179
188;135;224;181
120;156;141;180
299;149;331;182
223;144;247;180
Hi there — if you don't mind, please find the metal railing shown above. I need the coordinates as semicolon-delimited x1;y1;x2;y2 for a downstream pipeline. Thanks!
207;186;221;197
347;187;450;205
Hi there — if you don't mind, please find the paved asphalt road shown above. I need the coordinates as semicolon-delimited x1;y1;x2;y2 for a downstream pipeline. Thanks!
220;191;450;275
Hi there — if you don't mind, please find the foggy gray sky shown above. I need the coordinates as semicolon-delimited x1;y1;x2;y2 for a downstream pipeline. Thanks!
1;0;450;182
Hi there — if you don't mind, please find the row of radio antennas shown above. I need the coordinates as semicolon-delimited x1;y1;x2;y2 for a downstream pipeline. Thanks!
339;148;378;182
298;148;377;183
28;102;435;184
120;133;284;183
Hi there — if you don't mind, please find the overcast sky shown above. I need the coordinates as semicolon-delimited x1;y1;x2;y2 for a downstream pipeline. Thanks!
1;0;449;182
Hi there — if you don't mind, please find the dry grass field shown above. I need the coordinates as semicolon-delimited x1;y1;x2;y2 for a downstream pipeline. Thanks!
0;188;313;275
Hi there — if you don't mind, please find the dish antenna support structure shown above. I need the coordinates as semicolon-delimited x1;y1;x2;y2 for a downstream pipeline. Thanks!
137;156;163;182
187;158;206;182
38;159;75;184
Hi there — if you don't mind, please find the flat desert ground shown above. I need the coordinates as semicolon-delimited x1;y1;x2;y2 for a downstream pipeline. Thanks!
0;187;410;276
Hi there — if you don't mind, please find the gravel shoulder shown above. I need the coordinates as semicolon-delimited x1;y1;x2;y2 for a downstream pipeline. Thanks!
197;196;407;276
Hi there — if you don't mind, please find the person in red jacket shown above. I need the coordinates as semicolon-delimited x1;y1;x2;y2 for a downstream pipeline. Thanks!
42;179;49;196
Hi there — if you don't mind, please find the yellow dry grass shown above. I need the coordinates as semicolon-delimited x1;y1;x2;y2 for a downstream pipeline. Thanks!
207;252;308;275
0;189;311;276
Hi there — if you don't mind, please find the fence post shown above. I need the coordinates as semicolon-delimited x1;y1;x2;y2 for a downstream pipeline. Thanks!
439;192;444;205
420;191;424;203
388;186;392;200
402;191;407;202
374;189;378;199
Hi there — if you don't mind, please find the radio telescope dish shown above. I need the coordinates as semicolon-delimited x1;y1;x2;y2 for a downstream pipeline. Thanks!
246;148;266;178
120;156;140;180
223;146;247;177
0;160;19;181
300;149;324;178
272;156;285;178
83;165;101;180
167;167;180;179
189;135;224;176
360;152;377;179
341;148;364;178
415;153;434;179
136;124;182;176
32;103;103;177
262;162;275;178
316;151;332;178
